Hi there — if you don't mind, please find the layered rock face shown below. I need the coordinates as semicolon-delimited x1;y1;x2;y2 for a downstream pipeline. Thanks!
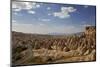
12;26;96;65
85;26;96;35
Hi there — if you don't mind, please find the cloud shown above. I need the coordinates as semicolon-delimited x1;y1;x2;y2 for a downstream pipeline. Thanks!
40;18;50;22
84;5;88;8
62;7;76;12
28;10;35;14
38;23;45;26
13;8;21;11
82;24;92;27
81;21;92;27
53;7;76;19
12;1;40;12
13;12;18;15
13;12;22;16
47;7;51;10
36;4;40;8
48;13;52;16
12;20;16;23
54;12;70;19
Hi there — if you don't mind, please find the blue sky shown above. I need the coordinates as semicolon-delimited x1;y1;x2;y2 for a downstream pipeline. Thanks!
12;2;96;34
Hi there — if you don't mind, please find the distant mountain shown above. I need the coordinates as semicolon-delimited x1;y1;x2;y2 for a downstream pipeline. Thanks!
72;32;84;36
48;32;68;35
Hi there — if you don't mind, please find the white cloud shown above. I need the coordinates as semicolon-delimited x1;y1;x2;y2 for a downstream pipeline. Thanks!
53;7;76;19
38;23;45;26
48;13;52;16
81;21;92;27
12;2;40;12
13;12;18;15
12;20;16;23
40;19;50;22
84;5;89;8
82;24;92;27
54;11;70;19
28;10;35;14
36;4;40;8
14;8;21;11
47;7;51;10
13;12;23;16
61;7;76;12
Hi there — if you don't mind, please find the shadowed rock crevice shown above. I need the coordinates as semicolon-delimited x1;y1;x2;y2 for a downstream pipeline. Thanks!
12;26;96;65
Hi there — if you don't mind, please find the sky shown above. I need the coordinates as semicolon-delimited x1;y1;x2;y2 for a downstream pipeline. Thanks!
12;1;96;34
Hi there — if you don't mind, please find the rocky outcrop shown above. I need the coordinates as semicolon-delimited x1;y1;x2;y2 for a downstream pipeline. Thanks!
12;26;96;65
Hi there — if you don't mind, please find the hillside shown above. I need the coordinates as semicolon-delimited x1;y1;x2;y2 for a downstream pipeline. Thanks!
12;26;96;65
